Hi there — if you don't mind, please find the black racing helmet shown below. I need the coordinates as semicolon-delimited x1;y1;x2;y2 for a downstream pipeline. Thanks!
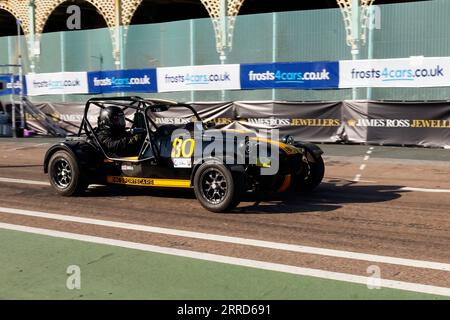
98;106;126;132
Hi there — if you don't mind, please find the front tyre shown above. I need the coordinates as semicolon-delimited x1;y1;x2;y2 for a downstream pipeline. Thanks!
295;153;325;192
194;162;242;213
48;150;87;196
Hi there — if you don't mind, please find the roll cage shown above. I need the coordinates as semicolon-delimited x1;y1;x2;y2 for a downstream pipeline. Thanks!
77;96;203;162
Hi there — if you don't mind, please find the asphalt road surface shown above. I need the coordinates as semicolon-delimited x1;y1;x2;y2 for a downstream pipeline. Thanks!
0;138;450;299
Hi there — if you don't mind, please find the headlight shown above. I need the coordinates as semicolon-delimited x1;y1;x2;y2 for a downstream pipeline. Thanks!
281;135;295;145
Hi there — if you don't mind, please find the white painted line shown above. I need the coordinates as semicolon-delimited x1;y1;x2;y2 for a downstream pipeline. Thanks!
353;174;361;182
401;187;450;193
363;155;370;161
359;164;367;171
7;143;49;151
350;179;377;183
0;177;50;186
369;147;375;150
0;222;448;297
1;206;450;272
366;151;373;155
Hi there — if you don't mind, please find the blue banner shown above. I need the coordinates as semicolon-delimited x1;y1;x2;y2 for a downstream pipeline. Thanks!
88;69;157;94
0;75;26;96
240;61;339;90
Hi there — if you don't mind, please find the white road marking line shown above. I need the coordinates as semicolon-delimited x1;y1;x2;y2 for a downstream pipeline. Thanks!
7;143;49;151
0;177;50;186
401;187;450;193
1;206;450;272
353;147;374;182
350;179;377;183
0;222;448;297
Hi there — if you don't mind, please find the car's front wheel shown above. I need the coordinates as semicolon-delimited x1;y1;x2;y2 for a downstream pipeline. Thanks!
293;153;325;192
48;150;87;196
193;162;243;213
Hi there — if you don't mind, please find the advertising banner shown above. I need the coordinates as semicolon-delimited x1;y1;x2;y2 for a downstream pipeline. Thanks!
343;101;450;148
26;72;88;96
0;75;25;96
233;101;344;142
157;64;241;92
88;69;157;94
240;62;340;90
339;57;450;88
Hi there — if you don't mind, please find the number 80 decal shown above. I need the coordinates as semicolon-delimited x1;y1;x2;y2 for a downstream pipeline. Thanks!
171;138;195;158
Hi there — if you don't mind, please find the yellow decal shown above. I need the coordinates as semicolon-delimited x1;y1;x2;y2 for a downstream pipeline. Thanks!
107;176;190;188
251;137;300;155
171;138;195;158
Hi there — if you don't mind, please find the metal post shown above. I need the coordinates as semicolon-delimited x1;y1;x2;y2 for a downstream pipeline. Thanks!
219;0;227;101
272;12;277;102
10;73;16;138
17;20;24;133
190;19;195;102
114;0;123;70
351;0;360;100
60;31;66;102
366;6;374;100
28;0;36;73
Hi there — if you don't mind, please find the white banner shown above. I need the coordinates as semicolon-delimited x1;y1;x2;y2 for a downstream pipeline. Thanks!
339;57;450;88
157;64;241;92
26;72;89;96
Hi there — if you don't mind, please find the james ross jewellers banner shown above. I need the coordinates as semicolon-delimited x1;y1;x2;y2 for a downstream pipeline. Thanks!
343;101;450;148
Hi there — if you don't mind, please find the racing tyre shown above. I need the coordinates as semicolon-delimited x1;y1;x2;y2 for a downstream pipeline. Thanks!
295;153;325;192
48;150;87;196
194;162;243;213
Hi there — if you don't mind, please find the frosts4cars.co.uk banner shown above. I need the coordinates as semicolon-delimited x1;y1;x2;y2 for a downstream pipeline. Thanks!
339;57;450;88
156;64;241;92
0;75;26;96
88;69;157;94
26;72;88;96
240;62;340;90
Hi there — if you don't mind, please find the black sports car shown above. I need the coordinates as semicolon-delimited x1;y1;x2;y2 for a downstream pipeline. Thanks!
44;97;325;212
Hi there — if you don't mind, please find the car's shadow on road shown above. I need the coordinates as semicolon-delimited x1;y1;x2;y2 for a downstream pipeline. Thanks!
84;179;409;215
233;181;409;214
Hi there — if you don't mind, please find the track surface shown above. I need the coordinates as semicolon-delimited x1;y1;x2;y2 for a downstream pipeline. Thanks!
1;138;450;299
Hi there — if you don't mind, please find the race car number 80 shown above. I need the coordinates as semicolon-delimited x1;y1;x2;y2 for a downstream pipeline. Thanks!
171;138;195;158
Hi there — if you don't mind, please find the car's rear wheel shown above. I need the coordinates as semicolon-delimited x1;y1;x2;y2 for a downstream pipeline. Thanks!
194;162;243;213
48;150;87;196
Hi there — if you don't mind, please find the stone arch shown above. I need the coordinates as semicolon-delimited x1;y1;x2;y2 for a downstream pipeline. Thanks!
35;0;118;35
0;1;30;34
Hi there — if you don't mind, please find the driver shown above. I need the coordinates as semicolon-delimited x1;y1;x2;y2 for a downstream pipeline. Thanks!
96;106;146;157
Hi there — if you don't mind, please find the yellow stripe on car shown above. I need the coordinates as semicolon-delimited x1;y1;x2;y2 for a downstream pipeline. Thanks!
250;137;300;155
107;176;191;188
